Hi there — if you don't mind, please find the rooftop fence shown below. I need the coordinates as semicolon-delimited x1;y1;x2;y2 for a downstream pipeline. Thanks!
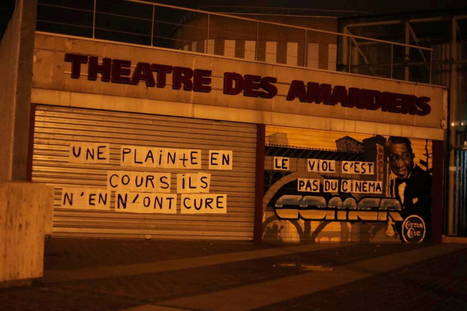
37;0;434;83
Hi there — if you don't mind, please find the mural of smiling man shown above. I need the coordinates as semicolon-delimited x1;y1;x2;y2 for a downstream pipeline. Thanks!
386;136;432;242
262;126;434;244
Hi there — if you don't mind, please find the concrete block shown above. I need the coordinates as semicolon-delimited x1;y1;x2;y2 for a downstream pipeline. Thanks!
0;182;53;284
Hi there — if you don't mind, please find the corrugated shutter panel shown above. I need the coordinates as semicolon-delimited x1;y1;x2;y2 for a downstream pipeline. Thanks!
31;105;257;240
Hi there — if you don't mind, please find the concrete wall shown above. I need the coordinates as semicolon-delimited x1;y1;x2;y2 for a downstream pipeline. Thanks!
174;15;337;69
0;0;37;181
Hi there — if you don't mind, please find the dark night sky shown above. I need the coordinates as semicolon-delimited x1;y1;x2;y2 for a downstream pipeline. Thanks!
0;0;15;38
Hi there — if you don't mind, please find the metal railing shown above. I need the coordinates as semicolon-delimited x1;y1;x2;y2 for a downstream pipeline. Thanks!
36;0;434;83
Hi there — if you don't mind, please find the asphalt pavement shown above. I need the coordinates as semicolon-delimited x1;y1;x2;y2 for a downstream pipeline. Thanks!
0;238;466;311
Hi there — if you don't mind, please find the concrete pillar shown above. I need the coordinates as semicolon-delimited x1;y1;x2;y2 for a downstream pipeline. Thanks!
0;0;37;181
0;0;51;288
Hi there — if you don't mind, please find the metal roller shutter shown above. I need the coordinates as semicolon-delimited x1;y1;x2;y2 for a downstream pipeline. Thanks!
31;105;257;240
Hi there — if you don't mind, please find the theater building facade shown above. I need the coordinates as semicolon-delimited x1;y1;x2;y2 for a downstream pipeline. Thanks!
26;28;447;243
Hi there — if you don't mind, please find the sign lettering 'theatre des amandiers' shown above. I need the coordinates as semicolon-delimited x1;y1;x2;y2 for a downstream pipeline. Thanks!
64;53;432;117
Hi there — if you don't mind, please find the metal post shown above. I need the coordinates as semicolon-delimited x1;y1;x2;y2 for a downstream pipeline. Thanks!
206;14;210;54
304;30;307;67
92;0;96;39
256;22;259;61
150;4;155;46
404;21;410;81
448;17;459;235
428;51;433;83
341;26;349;72
390;44;394;78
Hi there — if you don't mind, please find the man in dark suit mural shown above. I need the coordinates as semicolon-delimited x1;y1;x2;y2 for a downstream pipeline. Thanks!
386;136;432;242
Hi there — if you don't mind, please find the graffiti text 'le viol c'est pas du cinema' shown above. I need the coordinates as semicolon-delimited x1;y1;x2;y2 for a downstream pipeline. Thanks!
60;143;231;214
273;157;375;174
273;156;382;194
